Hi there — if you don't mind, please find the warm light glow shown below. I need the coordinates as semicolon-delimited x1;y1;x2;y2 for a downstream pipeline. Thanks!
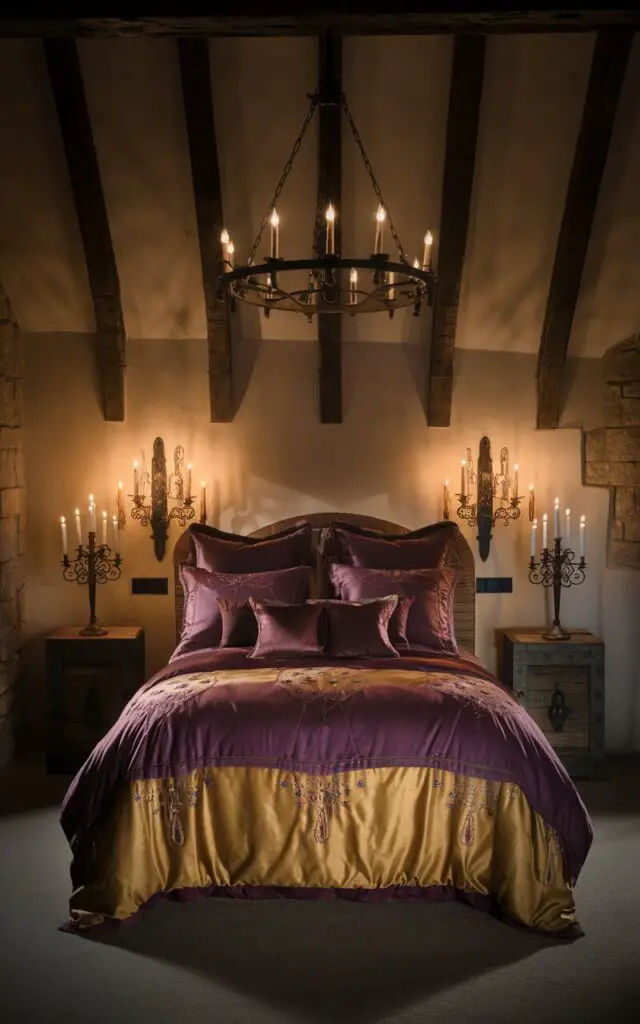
270;208;279;227
376;204;386;223
424;231;433;246
413;258;420;269
88;493;94;504
542;513;548;522
187;463;193;471
461;459;466;467
533;517;538;527
566;508;571;516
350;268;358;283
133;461;138;469
580;515;586;524
201;480;206;489
529;483;534;491
554;496;560;506
60;516;66;524
514;463;519;471
74;508;80;516
444;478;449;487
102;510;107;519
220;228;229;246
325;204;335;223
226;241;235;255
118;480;123;490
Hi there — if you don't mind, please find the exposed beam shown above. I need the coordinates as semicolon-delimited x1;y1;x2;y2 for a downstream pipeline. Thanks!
3;12;640;37
44;39;125;421
177;39;233;422
536;29;633;430
426;34;485;427
317;31;342;424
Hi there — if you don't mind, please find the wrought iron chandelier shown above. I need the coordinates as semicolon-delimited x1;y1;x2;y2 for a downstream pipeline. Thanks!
217;78;437;320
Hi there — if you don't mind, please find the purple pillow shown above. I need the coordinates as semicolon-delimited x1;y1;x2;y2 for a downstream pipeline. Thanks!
188;521;312;574
329;563;458;655
326;520;458;570
312;597;400;658
249;601;324;659
171;564;311;660
218;599;259;648
311;594;413;652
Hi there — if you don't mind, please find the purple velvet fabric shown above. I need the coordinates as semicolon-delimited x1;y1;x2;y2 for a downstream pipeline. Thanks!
171;564;311;660
310;597;400;658
248;600;324;659
329;564;458;656
218;599;259;649
326;519;459;570
188;521;312;574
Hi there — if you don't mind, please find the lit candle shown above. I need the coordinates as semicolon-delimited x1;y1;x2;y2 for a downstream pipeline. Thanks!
101;510;108;546
349;268;358;305
60;516;68;557
513;464;519;500
74;508;82;547
542;513;549;550
374;205;386;254
460;459;466;498
443;479;450;520
422;230;433;269
200;480;207;524
325;204;335;255
117;480;125;523
226;240;235;269
565;508;571;550
88;495;96;534
553;497;560;539
388;271;395;302
187;463;193;502
579;515;586;560
220;228;229;261
530;517;537;559
133;461;139;499
528;484;535;521
112;514;119;554
269;208;280;259
412;257;420;282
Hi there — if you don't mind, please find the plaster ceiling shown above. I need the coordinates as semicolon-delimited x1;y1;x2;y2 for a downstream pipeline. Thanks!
0;33;638;356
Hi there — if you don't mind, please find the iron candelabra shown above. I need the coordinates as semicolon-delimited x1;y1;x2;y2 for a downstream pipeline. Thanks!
528;537;587;641
62;531;122;636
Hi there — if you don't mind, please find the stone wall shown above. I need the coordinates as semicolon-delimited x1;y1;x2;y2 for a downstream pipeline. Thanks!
584;335;640;570
0;286;24;767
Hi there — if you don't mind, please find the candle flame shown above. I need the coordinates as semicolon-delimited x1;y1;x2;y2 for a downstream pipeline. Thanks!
542;513;548;521
580;515;586;524
60;515;66;524
74;508;80;516
118;480;123;490
424;231;433;246
187;463;193;470
201;480;206;488
529;483;534;491
112;515;117;523
269;208;279;227
325;204;335;223
514;463;519;471
376;204;386;223
533;518;538;527
444;478;449;487
554;497;560;506
350;268;358;284
461;458;466;467
220;228;229;246
133;461;138;469
88;493;94;503
226;241;235;255
102;510;107;519
566;508;571;516
413;257;420;269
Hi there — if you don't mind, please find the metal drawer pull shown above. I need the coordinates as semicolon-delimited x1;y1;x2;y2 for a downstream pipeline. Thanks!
548;687;569;731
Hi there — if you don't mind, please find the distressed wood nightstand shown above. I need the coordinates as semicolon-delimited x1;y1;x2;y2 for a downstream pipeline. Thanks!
497;629;605;780
46;626;145;774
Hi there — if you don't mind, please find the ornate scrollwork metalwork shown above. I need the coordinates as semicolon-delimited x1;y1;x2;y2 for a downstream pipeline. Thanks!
128;437;197;560
454;437;524;561
528;539;587;641
62;532;122;636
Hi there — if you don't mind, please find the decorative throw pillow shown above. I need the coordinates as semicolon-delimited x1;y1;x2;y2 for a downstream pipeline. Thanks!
326;519;459;570
311;594;413;652
171;564;311;660
249;601;324;659
188;521;313;574
329;563;458;655
218;599;260;648
311;596;400;658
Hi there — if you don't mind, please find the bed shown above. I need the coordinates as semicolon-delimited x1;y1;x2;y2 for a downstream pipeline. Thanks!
60;513;593;937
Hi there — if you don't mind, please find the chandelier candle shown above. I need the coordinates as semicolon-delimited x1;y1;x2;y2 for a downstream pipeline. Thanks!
59;505;122;637
226;241;235;269
374;205;386;254
422;231;433;270
116;481;126;528
349;268;358;305
528;504;588;640
269;209;280;259
220;228;229;260
325;205;335;255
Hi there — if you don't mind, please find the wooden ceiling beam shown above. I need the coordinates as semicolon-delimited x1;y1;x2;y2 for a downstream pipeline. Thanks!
317;31;342;424
44;39;126;421
426;34;485;427
177;39;233;423
536;29;633;431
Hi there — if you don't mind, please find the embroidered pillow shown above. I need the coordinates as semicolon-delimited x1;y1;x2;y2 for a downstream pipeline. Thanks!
249;601;324;659
188;521;313;574
325;520;459;570
329;563;458;655
171;564;311;660
311;596;400;659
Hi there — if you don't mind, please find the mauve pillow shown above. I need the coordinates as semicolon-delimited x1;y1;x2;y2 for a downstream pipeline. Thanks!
312;596;400;659
218;599;259;648
171;564;311;660
188;521;313;574
326;520;459;570
329;563;458;655
311;594;413;652
249;600;324;659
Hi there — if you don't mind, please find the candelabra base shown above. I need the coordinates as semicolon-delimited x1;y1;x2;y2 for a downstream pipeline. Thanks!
79;623;109;637
542;623;572;641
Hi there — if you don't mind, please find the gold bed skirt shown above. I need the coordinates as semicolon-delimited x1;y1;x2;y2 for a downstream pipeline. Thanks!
69;764;576;933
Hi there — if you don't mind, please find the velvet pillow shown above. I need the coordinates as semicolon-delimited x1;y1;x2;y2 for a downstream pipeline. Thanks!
218;599;260;648
311;594;413;652
171;564;311;660
325;520;459;570
249;600;324;659
329;563;458;656
312;596;400;658
188;521;313;574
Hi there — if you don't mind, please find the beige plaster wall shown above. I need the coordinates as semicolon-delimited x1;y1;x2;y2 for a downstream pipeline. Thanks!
21;333;640;752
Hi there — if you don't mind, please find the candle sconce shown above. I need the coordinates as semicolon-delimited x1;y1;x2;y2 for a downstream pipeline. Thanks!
444;437;533;562
528;540;587;641
62;532;122;636
127;437;206;561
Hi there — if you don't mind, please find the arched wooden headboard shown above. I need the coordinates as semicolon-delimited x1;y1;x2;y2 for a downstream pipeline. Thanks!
173;513;476;653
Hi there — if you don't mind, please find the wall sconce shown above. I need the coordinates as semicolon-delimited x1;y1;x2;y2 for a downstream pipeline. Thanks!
125;437;207;561
443;436;535;561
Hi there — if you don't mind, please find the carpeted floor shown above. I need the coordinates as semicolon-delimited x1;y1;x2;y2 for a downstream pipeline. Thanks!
0;755;639;1024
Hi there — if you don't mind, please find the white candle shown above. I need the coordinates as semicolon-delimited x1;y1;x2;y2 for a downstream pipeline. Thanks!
528;484;535;521
88;495;96;534
579;515;586;559
460;459;466;498
530;518;537;559
542;513;549;550
187;463;193;502
269;208;279;259
112;514;119;553
422;230;433;269
349;268;358;305
226;240;235;269
565;508;571;550
553;498;560;539
74;508;82;547
60;516;68;556
220;228;229;262
412;257;420;281
388;271;395;302
101;510;108;546
443;479;450;520
325;204;335;255
133;461;139;499
374;205;386;254
200;480;207;524
513;464;519;500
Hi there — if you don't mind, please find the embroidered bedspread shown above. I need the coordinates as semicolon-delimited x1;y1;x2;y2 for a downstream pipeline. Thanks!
60;649;593;934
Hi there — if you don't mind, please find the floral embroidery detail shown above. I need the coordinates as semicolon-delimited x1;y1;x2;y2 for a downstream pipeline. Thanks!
133;770;215;845
425;673;521;730
543;823;561;887
280;771;366;845
126;673;218;728
432;770;519;848
276;667;370;726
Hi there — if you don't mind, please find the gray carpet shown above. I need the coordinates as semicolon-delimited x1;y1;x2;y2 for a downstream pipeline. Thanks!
0;756;639;1024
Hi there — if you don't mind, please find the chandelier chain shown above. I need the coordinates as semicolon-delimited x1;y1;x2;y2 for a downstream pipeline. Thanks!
340;95;408;263
247;94;320;267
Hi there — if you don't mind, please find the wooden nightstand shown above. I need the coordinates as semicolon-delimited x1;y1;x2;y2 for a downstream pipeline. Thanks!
46;626;145;774
497;629;605;780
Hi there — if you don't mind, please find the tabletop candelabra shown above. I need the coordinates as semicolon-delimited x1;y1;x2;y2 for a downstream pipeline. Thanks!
528;521;587;641
61;530;122;637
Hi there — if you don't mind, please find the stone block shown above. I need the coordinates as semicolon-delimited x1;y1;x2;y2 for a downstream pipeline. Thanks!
0;449;17;489
0;487;24;517
614;487;640;520
0;557;22;602
613;519;626;540
0;624;19;661
602;337;640;382
604;427;640;462
584;428;606;462
624;382;640;398
624;519;640;543
622;398;640;425
584;461;640;487
0;426;24;449
0;597;19;628
0;379;22;428
0;517;18;563
603;383;623;426
612;539;640;570
0;327;23;378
